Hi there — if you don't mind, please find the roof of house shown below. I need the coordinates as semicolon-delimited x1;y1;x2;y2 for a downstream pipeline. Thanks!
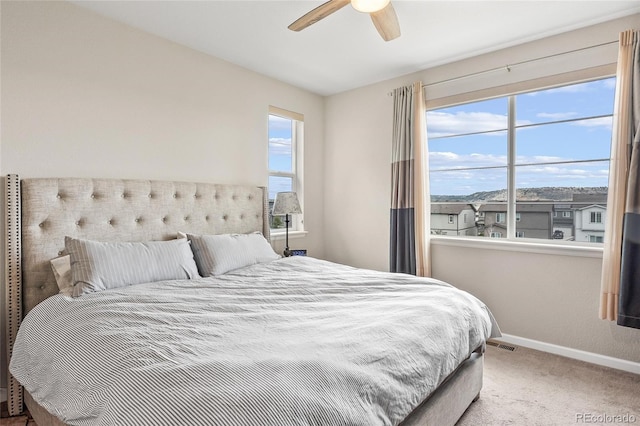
430;204;474;214
478;203;553;213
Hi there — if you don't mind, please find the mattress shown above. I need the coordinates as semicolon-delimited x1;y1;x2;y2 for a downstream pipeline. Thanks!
10;256;499;426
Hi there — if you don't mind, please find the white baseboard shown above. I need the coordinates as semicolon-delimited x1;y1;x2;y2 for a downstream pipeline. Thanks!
0;387;6;403
495;333;640;375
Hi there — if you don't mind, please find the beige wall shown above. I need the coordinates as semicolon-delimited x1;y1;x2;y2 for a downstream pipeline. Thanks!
324;14;640;364
1;0;638;395
0;1;325;385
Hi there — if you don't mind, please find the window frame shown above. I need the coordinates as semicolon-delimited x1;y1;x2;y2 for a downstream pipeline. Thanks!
590;211;603;223
268;106;304;234
426;73;615;247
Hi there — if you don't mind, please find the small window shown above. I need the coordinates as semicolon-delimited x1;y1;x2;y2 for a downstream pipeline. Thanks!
268;107;304;231
515;213;521;222
490;232;502;238
516;231;525;238
562;211;571;218
590;211;602;223
496;213;506;223
463;213;468;223
448;214;455;224
589;235;604;243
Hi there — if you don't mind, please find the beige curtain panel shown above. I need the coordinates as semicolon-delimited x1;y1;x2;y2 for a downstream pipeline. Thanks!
390;82;431;276
600;29;640;328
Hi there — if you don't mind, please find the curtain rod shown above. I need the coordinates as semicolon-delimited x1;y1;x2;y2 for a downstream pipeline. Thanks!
387;39;618;95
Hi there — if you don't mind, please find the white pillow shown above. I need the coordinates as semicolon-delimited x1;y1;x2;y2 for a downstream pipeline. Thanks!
187;232;280;276
65;237;201;297
50;255;73;297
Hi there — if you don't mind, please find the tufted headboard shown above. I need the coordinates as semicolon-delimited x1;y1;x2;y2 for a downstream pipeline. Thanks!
4;175;270;416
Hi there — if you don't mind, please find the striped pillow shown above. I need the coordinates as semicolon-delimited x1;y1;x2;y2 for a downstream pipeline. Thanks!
187;232;280;276
65;237;200;297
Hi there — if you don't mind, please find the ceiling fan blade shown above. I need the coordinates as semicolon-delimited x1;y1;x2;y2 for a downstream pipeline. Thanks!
288;0;351;32
370;2;401;41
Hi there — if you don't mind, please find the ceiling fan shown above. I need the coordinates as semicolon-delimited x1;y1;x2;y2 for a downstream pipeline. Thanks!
288;0;401;42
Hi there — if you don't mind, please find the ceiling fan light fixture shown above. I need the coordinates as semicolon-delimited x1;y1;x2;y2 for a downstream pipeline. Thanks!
351;0;390;13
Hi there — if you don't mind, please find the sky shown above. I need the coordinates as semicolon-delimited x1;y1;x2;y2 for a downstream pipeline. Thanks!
426;77;616;197
268;114;294;200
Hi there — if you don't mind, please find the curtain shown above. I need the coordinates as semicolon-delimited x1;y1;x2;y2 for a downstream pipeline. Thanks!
600;30;640;328
390;82;431;276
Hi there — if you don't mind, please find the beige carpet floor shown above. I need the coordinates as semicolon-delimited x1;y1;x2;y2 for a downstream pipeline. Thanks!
457;342;640;426
2;342;638;426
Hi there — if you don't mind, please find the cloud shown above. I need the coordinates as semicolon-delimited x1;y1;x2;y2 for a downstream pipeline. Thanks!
427;110;535;139
536;112;578;119
602;78;616;90
430;151;506;170
268;115;291;131
269;137;292;155
571;116;613;131
427;111;508;138
542;81;599;95
430;152;609;195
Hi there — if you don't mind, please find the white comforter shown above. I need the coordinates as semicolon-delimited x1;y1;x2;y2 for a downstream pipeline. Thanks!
11;256;499;426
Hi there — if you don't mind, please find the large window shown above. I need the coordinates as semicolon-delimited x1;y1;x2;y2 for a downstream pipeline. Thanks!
426;77;615;243
268;106;304;231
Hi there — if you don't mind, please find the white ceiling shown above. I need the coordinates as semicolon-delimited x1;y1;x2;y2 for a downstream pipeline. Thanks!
72;1;640;96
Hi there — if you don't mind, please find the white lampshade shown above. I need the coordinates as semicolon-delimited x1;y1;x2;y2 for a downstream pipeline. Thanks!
272;192;302;216
351;0;390;13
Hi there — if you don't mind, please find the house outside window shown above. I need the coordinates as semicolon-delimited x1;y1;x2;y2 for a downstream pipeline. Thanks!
268;106;304;231
426;76;614;244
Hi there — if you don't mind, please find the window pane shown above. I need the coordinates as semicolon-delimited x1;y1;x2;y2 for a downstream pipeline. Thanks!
427;76;613;244
515;161;610;196
515;121;612;164
516;78;616;126
427;97;508;138
268;176;293;229
515;162;608;241
268;176;292;201
430;167;507;200
268;115;293;172
429;133;507;171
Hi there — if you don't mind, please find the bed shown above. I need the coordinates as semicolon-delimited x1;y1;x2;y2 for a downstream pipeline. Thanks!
4;175;500;426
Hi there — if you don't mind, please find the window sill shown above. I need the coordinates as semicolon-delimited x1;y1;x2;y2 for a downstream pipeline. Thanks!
430;235;604;258
269;230;308;241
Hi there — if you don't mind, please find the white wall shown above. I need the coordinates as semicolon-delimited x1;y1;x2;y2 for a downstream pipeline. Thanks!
324;14;640;364
0;1;325;387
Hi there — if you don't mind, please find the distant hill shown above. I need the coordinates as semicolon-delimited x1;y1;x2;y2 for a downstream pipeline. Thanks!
432;187;608;203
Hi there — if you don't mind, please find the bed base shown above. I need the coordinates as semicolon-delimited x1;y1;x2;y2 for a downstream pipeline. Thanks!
24;350;483;426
